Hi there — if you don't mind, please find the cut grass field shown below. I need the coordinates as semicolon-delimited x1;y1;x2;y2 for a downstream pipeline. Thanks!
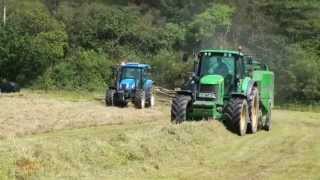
0;91;319;179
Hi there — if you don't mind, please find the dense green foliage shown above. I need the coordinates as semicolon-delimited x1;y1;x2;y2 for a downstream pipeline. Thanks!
0;0;319;103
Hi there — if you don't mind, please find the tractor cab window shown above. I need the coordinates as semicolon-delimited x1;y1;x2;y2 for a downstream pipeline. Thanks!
121;67;142;81
198;53;236;93
235;56;244;79
198;54;235;78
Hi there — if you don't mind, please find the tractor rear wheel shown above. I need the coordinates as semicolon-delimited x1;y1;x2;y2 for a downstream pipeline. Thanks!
248;87;259;134
106;89;115;106
224;98;249;136
147;94;155;108
171;95;192;124
135;90;146;109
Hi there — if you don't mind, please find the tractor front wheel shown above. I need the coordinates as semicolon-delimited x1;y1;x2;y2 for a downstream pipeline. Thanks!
224;98;249;136
171;95;192;124
135;90;146;109
106;89;115;106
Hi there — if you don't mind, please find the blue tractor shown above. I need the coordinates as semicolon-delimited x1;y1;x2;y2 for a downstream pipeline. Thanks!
105;63;155;108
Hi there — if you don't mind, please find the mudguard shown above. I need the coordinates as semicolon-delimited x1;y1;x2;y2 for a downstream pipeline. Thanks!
144;80;154;98
144;80;154;91
241;77;261;95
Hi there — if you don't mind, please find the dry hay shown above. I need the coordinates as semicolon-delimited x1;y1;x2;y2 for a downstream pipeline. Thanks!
0;93;169;138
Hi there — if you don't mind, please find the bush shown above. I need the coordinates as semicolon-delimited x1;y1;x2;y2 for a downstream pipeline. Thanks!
148;50;193;88
36;50;114;91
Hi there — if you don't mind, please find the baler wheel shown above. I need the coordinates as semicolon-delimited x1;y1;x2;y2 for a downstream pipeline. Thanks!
257;109;263;130
171;95;191;124
265;105;272;131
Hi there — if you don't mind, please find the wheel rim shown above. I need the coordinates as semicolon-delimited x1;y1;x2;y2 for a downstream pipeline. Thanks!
150;95;155;107
251;97;258;131
141;98;145;108
240;103;247;134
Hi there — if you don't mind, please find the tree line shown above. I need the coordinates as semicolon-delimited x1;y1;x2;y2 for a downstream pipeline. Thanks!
0;0;319;103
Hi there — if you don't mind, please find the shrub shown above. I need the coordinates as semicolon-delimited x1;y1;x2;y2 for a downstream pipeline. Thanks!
36;50;114;91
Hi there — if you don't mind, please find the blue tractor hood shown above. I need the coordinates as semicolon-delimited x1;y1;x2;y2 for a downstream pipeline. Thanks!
119;78;136;90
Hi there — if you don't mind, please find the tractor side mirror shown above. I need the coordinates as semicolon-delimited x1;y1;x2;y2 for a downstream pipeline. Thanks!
193;53;200;73
262;64;268;70
187;72;196;77
193;59;199;74
248;57;253;65
187;72;193;79
182;53;189;62
192;72;198;81
236;74;241;82
187;72;198;82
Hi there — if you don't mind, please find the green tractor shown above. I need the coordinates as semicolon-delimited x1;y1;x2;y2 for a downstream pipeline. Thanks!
171;49;274;136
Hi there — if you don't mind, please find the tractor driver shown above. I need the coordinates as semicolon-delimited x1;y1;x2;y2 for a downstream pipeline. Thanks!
211;57;232;92
213;57;229;77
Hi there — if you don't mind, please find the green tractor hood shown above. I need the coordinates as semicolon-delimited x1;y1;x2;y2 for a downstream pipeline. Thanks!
198;74;224;105
200;75;224;85
191;74;225;120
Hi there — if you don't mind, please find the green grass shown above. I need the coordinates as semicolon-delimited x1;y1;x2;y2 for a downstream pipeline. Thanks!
0;109;319;179
275;103;320;113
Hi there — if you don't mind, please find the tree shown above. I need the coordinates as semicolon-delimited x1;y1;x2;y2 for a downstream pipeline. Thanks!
0;0;68;84
186;4;234;50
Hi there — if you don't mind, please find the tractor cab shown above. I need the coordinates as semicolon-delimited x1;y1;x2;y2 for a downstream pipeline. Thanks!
196;50;244;97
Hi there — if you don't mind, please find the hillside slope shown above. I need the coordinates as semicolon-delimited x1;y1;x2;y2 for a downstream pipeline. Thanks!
0;92;319;179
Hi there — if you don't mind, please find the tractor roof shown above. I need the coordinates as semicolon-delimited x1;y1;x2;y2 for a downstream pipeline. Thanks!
200;49;244;56
121;63;151;69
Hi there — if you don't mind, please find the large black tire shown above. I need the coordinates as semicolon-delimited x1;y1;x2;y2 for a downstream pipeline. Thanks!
248;87;259;134
146;87;155;108
257;108;263;130
265;107;272;131
224;97;249;136
146;94;155;108
105;89;115;106
171;95;192;124
119;101;128;108
135;90;146;109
